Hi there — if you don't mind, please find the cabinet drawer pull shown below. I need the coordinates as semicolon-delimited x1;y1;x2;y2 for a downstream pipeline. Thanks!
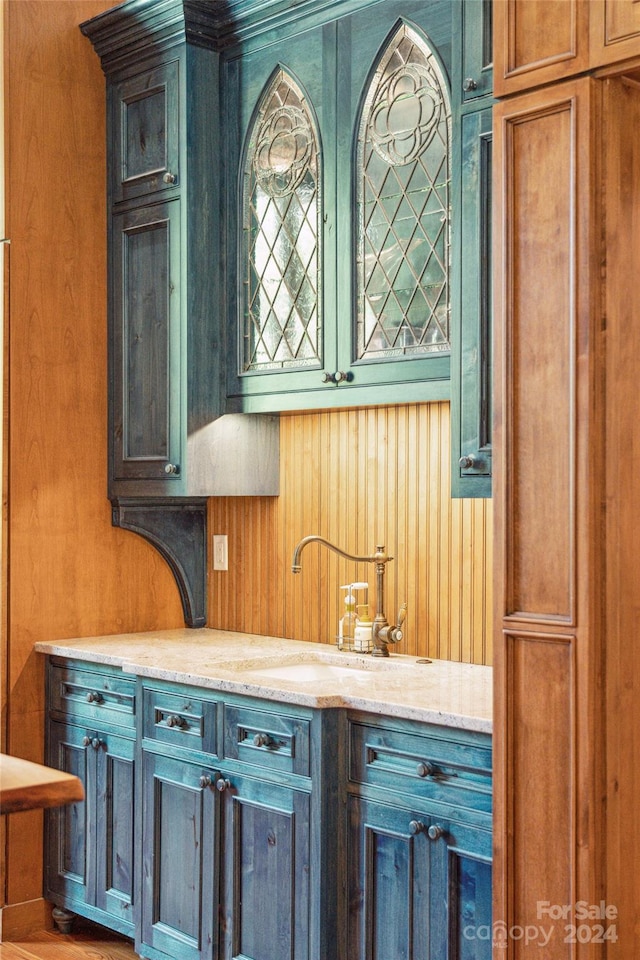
215;777;231;793
416;761;434;778
86;691;104;704
253;732;273;748
199;775;212;789
166;714;188;729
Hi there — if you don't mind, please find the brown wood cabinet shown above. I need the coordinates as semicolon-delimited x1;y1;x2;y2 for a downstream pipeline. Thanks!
494;0;640;96
493;0;591;94
493;74;605;953
493;6;640;954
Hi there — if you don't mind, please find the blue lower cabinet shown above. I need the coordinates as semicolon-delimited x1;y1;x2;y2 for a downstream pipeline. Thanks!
218;773;311;960
44;660;492;960
139;753;312;960
347;796;438;959
139;751;218;960
347;797;492;960
45;720;136;936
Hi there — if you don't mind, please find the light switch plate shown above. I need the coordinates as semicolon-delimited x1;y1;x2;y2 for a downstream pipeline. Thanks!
213;535;228;571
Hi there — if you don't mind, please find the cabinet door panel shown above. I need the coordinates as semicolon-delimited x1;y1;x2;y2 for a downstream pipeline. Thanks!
450;852;492;960
335;2;452;394
493;0;590;96
451;105;492;497
140;752;217;960
225;25;334;405
45;722;92;909
347;796;436;960
110;60;180;204
219;776;310;960
111;201;182;486
460;0;493;103
95;735;136;932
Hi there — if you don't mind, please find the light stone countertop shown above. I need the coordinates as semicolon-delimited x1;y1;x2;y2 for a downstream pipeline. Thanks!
35;628;493;734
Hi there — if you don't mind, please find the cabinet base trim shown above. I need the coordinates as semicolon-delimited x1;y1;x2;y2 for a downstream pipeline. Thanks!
0;898;52;940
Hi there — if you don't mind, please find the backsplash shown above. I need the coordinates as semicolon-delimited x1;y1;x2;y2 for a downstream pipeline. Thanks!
208;402;492;664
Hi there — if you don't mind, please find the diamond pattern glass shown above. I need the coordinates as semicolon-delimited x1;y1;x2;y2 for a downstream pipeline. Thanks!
242;71;321;372
356;24;451;361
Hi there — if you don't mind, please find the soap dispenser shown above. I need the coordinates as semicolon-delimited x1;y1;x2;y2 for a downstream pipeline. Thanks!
354;604;373;653
338;582;368;650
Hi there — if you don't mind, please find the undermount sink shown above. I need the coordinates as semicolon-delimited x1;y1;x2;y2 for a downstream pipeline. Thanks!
242;661;370;683
234;649;428;683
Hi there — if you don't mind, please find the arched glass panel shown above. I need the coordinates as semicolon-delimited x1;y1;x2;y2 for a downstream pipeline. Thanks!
242;70;321;372
356;24;451;361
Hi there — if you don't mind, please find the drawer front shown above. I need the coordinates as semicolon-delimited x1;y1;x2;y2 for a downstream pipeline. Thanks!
142;685;218;757
223;703;310;777
49;662;136;733
349;720;492;815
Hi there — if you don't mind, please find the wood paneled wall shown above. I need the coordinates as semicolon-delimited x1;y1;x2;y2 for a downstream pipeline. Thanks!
603;73;640;953
2;0;184;928
209;403;493;665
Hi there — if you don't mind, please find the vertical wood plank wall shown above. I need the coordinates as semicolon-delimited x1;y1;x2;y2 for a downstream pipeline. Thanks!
2;0;184;931
209;403;493;665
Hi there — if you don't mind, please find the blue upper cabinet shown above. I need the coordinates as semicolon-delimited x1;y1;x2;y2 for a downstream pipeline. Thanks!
451;0;494;497
224;1;455;412
460;0;493;102
83;0;492;502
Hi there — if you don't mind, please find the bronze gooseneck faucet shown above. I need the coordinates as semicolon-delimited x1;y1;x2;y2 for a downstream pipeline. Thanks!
291;535;406;657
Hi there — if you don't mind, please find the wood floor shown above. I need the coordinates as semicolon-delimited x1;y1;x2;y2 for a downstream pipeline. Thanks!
0;920;138;959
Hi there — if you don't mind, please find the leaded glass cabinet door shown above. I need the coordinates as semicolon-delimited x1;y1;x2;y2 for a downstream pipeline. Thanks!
225;26;335;409
243;70;322;375
225;4;453;413
336;8;452;397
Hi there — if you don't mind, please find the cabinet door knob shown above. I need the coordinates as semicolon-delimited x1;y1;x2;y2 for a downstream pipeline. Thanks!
459;455;476;469
82;735;92;747
463;77;478;92
199;775;212;789
253;732;273;748
427;824;445;841
164;463;180;475
322;371;351;384
416;761;434;778
409;820;425;835
86;691;103;704
91;738;104;751
215;777;231;793
163;171;177;184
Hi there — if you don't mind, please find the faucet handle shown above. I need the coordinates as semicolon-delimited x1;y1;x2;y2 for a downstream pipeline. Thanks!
387;603;407;645
397;603;407;628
